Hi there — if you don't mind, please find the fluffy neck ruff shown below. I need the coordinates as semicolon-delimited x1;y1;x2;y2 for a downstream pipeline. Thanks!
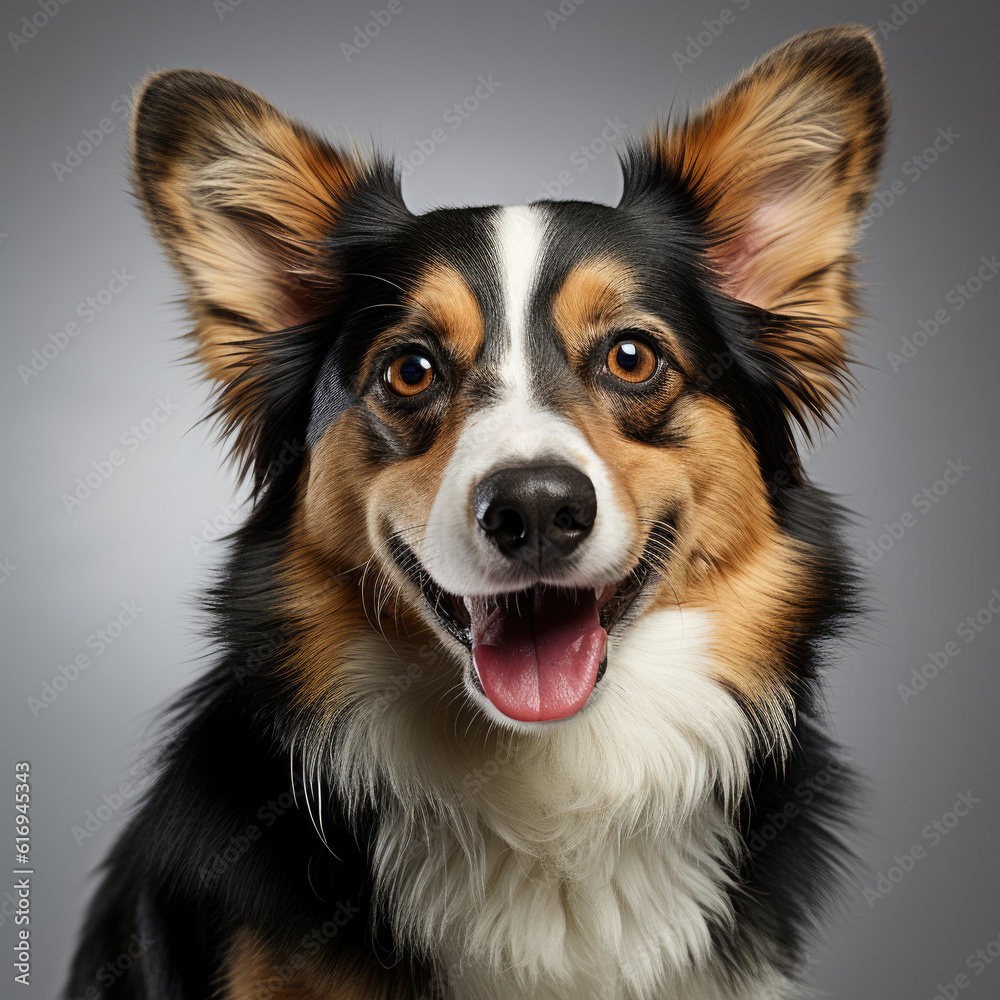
314;608;788;999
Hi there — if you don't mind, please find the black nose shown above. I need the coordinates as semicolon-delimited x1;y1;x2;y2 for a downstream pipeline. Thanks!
473;465;597;568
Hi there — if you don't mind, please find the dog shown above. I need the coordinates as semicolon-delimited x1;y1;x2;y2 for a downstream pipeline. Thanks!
66;23;888;1000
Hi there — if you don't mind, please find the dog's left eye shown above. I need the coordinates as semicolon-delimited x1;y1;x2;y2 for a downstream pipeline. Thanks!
386;353;435;396
606;337;658;383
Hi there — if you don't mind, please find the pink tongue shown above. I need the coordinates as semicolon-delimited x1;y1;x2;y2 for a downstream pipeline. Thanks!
470;588;607;722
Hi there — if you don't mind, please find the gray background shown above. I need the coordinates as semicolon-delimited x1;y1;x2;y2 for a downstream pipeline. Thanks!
2;0;998;997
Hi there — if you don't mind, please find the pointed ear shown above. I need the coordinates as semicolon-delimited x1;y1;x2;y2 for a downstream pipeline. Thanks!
636;25;888;410
132;69;361;351
131;69;402;480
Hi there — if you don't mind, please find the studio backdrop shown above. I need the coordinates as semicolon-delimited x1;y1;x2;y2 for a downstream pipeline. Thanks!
2;1;997;997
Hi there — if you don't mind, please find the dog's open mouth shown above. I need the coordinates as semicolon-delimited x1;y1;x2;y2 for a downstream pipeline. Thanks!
386;531;664;723
459;585;609;722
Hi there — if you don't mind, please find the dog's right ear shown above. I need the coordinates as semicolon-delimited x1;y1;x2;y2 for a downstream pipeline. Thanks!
627;26;888;423
131;70;400;476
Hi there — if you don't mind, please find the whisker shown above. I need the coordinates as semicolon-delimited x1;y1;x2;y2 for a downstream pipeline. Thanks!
299;752;338;859
351;301;406;315
345;272;407;294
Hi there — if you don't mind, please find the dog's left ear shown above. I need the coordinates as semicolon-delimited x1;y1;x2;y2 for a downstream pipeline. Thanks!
130;69;404;482
131;70;371;370
633;25;888;412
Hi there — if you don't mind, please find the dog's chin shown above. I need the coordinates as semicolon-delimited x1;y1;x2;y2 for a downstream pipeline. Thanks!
385;535;657;727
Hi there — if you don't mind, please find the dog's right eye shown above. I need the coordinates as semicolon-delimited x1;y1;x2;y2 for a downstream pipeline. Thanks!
386;353;435;396
606;336;658;384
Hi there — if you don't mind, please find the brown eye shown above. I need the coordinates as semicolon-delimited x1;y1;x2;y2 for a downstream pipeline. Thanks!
386;353;434;396
607;338;657;383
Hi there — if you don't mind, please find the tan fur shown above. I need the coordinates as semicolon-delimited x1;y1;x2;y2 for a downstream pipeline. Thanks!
550;258;689;433
664;399;806;728
552;389;799;730
549;257;639;340
286;385;472;717
404;263;485;365
276;447;433;716
221;928;408;999
551;257;692;368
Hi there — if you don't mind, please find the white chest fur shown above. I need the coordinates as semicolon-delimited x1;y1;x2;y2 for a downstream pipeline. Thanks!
324;609;790;999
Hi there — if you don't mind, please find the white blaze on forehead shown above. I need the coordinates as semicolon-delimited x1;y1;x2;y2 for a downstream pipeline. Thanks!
494;204;546;399
411;204;635;600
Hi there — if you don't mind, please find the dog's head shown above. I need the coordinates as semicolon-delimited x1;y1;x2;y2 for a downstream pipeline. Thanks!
132;26;886;741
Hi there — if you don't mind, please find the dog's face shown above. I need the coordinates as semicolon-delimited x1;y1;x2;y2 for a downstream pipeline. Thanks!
133;26;886;738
